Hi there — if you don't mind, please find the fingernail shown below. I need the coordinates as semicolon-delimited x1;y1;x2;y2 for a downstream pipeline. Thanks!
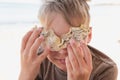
32;25;38;30
39;35;44;40
38;27;43;30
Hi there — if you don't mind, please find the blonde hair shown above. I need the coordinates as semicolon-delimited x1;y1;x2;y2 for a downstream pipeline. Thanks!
38;0;90;27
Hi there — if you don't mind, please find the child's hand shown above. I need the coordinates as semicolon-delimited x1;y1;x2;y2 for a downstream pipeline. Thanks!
66;39;92;80
19;27;50;80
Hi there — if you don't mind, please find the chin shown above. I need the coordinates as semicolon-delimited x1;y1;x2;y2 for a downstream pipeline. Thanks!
56;64;67;72
47;55;67;72
54;60;67;72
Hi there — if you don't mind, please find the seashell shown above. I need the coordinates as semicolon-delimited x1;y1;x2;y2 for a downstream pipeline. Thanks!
40;24;90;51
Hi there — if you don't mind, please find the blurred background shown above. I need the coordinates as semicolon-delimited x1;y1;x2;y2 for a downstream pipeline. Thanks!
0;0;120;80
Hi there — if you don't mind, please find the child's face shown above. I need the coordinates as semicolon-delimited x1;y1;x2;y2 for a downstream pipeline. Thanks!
41;14;92;72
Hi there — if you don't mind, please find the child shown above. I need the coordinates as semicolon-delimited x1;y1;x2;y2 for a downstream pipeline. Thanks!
19;0;118;80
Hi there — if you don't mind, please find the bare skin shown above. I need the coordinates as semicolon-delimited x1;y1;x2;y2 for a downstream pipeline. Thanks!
45;14;93;80
19;13;93;80
19;27;50;80
66;39;92;80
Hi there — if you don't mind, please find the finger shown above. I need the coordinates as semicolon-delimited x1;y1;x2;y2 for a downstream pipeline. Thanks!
69;39;86;69
67;44;79;71
69;39;84;61
29;35;44;59
78;46;87;67
80;42;92;68
65;57;72;72
36;46;50;64
21;30;33;53
25;27;42;52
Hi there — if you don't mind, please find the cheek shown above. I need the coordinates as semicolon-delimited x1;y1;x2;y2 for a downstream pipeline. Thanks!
53;26;70;37
47;53;56;62
47;54;59;65
47;55;53;63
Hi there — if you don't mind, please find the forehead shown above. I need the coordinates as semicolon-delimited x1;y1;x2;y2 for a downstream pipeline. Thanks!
46;14;70;36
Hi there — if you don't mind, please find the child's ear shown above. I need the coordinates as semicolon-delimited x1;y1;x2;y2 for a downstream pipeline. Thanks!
87;27;92;43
